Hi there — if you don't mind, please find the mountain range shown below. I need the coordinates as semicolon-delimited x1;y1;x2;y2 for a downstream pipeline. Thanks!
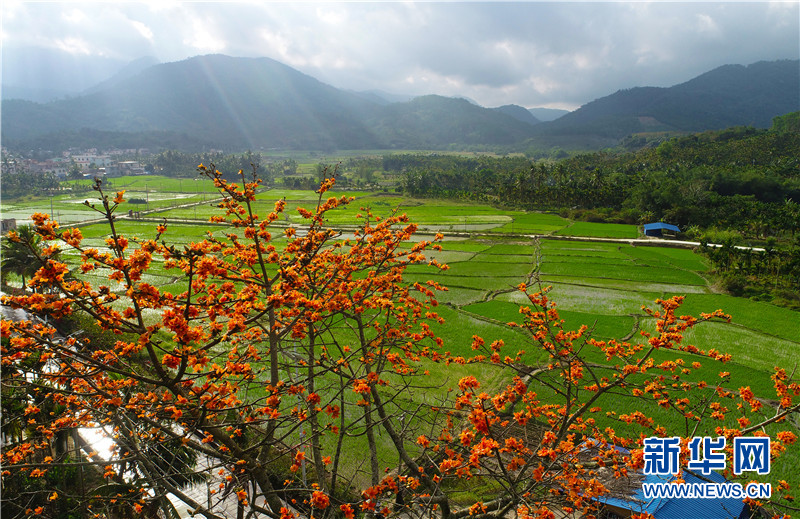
532;60;800;148
2;54;797;152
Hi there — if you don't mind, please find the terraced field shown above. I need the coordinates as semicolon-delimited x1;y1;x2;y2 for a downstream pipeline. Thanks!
7;177;639;238
415;237;800;486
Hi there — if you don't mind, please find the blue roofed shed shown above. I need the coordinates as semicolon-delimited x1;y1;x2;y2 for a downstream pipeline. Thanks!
643;222;680;238
595;469;752;519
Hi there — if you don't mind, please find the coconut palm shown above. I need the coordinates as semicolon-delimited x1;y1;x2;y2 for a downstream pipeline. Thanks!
1;225;43;291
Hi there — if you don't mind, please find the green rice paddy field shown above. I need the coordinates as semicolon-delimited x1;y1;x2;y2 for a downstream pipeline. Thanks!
4;178;799;489
411;238;800;487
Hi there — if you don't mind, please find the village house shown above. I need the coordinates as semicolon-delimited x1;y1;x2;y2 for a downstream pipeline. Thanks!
72;154;114;171
115;160;146;175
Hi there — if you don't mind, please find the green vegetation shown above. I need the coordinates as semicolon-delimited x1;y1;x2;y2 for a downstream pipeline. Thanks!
375;121;800;305
2;119;799;492
700;239;800;308
3;162;799;516
554;221;638;238
395;125;800;235
5;122;798;310
0;170;60;199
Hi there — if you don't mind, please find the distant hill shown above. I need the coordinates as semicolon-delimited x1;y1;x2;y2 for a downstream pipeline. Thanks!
530;60;800;148
371;96;538;148
2;55;797;152
83;56;161;95
492;105;542;126
527;107;570;122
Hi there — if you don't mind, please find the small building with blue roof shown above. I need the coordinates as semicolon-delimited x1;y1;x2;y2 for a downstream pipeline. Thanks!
643;222;681;238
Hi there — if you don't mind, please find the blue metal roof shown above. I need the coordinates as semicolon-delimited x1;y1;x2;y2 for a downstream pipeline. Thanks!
595;470;747;519
644;222;680;232
594;473;669;516
653;470;747;519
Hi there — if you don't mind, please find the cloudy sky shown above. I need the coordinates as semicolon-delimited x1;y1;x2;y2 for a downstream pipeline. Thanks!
2;1;798;109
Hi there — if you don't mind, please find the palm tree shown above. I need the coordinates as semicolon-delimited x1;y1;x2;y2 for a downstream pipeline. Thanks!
1;225;43;291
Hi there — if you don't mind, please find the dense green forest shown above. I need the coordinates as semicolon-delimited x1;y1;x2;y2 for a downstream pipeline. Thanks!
392;117;800;237
151;149;272;179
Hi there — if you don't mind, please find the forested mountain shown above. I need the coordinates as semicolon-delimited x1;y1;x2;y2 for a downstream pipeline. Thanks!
2;55;384;150
531;60;800;148
371;96;539;148
2;55;535;151
2;55;797;152
81;56;161;95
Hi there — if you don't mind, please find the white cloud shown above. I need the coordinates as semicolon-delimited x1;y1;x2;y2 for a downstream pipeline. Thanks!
315;6;348;25
695;13;722;38
1;0;22;20
145;0;181;14
183;17;227;53
493;40;514;58
527;75;563;96
54;36;92;55
62;8;87;24
259;28;307;67
131;20;154;42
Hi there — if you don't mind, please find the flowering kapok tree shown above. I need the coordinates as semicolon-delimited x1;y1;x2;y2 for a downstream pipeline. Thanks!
2;165;798;519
